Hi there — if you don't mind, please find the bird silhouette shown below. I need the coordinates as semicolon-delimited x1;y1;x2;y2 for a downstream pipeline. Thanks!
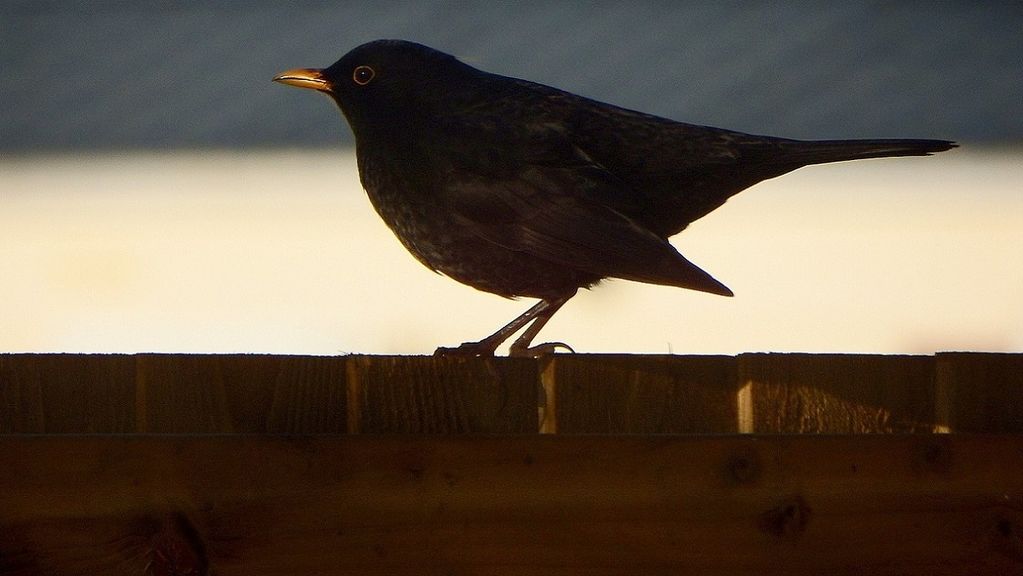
274;40;955;356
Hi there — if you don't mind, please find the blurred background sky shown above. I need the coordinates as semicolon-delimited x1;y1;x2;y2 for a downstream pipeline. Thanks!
2;1;1021;354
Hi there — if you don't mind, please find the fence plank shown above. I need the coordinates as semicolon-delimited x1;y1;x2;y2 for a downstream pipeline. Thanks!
936;352;1023;433
345;355;538;433
1;435;1020;576
3;353;1022;434
0;354;136;433
542;354;739;433
739;354;937;433
137;354;347;433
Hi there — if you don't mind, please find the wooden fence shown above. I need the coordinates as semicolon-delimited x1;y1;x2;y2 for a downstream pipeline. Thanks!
1;353;1021;575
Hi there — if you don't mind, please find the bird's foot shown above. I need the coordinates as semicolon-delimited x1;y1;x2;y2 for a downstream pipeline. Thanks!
434;340;574;358
508;341;575;358
434;341;499;357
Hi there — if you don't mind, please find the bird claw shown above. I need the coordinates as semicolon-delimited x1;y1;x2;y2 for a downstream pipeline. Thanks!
509;341;575;358
434;342;498;357
434;340;574;358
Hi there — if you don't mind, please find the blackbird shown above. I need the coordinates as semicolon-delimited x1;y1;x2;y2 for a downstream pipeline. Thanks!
274;39;955;357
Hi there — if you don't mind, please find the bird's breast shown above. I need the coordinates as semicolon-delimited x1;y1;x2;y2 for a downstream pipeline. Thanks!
354;147;599;299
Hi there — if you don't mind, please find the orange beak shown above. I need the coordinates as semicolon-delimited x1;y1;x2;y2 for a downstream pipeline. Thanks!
273;68;330;92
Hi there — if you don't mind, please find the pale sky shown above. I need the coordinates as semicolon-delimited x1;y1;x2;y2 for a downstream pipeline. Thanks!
1;147;1020;355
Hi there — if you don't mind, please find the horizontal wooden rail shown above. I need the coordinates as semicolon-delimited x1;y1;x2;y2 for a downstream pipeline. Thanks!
1;435;1021;575
1;353;1021;574
1;353;1020;433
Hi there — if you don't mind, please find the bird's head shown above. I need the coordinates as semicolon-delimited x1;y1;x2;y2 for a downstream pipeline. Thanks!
274;40;476;137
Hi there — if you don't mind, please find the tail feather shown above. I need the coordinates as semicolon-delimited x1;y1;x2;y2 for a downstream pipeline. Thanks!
631;249;734;297
774;138;957;166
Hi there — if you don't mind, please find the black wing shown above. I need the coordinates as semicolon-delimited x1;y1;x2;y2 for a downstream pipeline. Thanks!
429;122;733;296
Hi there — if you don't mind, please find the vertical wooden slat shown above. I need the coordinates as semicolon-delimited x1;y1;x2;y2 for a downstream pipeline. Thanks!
136;354;347;433
345;355;538;433
935;353;1023;432
0;354;136;433
545;354;740;433
4;353;1022;435
739;353;936;433
538;356;558;433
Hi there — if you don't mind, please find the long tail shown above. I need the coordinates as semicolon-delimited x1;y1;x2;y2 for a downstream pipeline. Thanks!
775;138;957;166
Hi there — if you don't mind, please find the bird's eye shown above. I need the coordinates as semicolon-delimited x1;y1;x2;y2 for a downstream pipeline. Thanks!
353;65;375;86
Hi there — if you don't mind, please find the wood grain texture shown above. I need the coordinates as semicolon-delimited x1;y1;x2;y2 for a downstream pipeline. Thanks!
1;435;1020;575
542;354;739;433
936;352;1023;432
739;353;937;433
346;355;538;432
0;354;348;434
0;354;136;433
5;353;1023;434
136;354;347;433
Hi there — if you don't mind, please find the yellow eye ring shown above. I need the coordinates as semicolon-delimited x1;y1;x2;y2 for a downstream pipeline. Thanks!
353;65;375;86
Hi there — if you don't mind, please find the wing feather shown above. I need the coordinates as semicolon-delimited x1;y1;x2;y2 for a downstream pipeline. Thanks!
439;160;732;296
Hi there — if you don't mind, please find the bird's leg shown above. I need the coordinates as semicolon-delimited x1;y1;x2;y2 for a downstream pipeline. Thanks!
507;296;573;357
435;294;573;357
